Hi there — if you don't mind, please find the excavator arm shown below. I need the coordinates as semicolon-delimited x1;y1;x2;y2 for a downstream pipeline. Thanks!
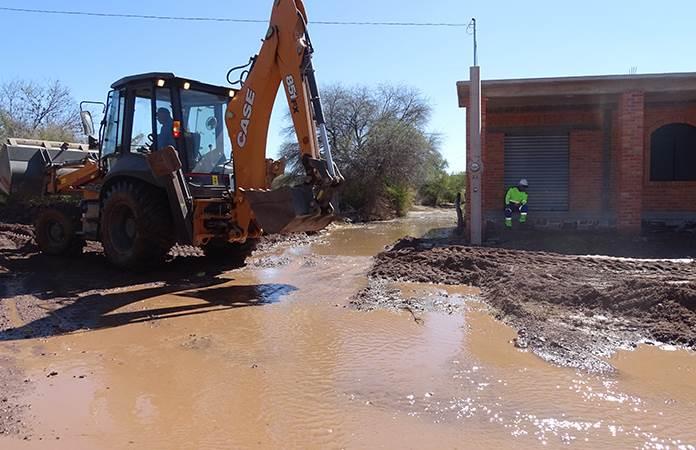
0;0;342;265
225;0;342;235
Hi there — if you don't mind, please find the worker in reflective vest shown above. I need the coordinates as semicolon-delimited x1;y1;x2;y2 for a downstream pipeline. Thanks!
505;179;529;228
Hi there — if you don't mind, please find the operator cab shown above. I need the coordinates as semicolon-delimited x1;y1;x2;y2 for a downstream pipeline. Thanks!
94;73;238;197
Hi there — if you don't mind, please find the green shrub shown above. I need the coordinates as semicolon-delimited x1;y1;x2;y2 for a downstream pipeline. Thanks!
385;184;413;217
419;171;466;206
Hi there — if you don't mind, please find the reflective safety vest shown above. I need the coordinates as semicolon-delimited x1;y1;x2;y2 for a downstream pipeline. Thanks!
505;187;528;205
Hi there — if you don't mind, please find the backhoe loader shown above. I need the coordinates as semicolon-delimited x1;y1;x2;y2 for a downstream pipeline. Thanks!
0;0;342;269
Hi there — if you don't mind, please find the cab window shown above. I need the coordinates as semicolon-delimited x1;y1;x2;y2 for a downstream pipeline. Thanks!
101;90;124;159
131;87;155;153
155;88;176;151
180;89;232;174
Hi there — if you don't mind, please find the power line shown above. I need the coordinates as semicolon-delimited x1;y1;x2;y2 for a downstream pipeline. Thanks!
0;6;469;27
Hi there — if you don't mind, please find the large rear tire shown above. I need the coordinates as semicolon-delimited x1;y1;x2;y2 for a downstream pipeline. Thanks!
34;206;84;256
101;181;174;270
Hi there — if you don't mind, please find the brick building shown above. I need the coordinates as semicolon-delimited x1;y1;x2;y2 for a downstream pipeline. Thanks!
457;72;696;237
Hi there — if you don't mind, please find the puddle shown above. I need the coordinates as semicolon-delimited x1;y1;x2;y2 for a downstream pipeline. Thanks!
1;209;695;448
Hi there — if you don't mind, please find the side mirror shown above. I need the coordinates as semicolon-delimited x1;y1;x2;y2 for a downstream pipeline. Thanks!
80;110;95;137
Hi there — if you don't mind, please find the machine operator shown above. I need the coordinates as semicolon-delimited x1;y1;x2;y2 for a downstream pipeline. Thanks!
156;107;176;149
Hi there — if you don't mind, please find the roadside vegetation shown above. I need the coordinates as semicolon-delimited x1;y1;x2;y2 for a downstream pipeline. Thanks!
419;169;466;207
0;79;81;144
0;80;82;207
279;83;462;220
0;79;465;219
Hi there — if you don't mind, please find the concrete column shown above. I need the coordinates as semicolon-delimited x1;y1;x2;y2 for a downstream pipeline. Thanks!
468;66;483;245
617;91;645;233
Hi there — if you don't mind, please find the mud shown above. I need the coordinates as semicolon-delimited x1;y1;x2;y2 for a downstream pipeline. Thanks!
486;228;696;259
0;353;29;438
0;217;37;436
366;237;696;372
350;281;478;319
0;218;311;441
1;209;695;448
0;203;36;227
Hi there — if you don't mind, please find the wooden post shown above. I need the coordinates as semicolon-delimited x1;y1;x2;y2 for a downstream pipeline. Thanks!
455;192;464;235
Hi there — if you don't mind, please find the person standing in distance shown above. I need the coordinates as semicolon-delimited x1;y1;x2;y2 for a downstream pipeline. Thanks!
505;179;529;229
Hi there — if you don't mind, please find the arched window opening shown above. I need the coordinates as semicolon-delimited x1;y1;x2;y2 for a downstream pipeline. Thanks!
650;123;696;181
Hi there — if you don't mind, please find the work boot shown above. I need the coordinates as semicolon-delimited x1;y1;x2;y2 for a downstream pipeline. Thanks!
505;218;513;229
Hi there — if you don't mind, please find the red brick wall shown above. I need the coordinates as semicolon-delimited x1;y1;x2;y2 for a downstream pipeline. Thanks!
481;106;604;216
642;103;696;212
569;130;603;212
487;107;603;129
482;132;505;211
617;92;645;231
611;110;621;213
469;94;696;230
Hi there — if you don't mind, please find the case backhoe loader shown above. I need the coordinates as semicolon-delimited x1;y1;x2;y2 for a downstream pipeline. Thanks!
0;0;342;269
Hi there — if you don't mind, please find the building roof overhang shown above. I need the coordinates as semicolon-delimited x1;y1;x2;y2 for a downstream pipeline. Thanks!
457;72;696;109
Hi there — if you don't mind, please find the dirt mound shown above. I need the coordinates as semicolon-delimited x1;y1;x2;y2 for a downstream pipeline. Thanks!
0;223;34;248
369;237;696;372
0;224;35;275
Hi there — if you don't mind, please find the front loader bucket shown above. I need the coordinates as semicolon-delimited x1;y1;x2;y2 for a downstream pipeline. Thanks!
243;185;334;235
0;144;12;198
0;139;95;200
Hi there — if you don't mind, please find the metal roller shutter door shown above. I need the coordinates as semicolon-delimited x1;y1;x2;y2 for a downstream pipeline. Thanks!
504;135;569;212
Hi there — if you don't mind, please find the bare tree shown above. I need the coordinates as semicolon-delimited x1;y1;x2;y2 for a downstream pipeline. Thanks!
278;83;443;219
0;79;82;143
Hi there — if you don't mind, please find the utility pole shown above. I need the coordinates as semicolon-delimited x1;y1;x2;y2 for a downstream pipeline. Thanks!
468;18;483;245
472;18;478;67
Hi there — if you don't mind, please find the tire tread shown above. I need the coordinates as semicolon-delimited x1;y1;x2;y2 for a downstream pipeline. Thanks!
101;180;174;269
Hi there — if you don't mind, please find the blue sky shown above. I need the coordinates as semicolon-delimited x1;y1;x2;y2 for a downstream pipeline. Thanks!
1;0;695;172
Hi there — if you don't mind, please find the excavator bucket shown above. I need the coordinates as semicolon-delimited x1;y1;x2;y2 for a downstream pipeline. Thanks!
243;185;334;235
0;139;95;200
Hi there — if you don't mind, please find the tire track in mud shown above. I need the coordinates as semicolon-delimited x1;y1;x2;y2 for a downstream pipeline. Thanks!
0;221;316;440
0;353;30;439
363;237;696;373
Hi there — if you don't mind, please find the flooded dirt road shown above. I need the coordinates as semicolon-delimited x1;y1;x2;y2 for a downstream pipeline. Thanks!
368;237;696;374
1;209;696;449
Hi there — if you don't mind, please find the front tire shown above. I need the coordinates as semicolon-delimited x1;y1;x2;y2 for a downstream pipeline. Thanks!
34;206;84;256
101;181;174;269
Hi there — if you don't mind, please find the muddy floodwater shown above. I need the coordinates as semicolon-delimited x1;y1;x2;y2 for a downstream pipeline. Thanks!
1;209;696;449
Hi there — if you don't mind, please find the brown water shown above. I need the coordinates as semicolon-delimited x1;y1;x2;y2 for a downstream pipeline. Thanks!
2;209;696;449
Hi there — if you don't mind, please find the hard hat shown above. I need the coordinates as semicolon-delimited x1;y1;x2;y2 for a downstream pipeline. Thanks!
519;179;529;188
